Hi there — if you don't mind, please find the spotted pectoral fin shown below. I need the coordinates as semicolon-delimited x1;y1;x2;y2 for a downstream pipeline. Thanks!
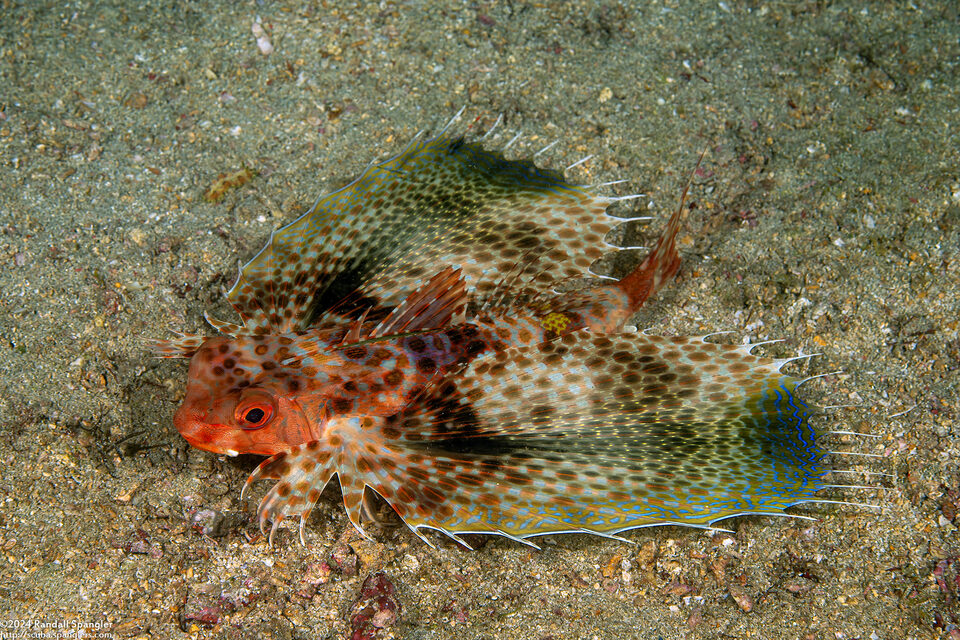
329;441;515;548
362;332;829;541
243;335;831;546
227;126;623;334
238;421;493;547
274;416;510;547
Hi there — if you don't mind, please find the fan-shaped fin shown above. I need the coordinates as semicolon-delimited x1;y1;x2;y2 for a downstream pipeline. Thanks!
226;129;627;333
360;332;828;539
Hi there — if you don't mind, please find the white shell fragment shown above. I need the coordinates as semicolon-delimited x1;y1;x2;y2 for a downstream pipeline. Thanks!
252;21;274;56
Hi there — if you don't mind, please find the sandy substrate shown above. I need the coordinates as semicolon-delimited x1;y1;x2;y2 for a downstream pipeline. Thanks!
0;1;957;638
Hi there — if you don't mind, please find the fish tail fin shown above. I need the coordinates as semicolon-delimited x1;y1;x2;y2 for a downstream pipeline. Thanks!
614;203;684;311
614;149;705;313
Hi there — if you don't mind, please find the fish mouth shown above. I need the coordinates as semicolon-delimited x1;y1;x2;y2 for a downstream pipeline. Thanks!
182;424;232;453
173;403;234;455
173;402;267;457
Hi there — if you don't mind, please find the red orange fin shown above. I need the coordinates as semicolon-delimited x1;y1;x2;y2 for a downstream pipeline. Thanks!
615;149;706;311
371;267;467;337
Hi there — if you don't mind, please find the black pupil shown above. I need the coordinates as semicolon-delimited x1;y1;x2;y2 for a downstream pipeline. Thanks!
245;408;265;424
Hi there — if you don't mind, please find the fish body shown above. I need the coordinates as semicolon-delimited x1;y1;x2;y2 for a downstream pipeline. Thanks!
158;117;829;546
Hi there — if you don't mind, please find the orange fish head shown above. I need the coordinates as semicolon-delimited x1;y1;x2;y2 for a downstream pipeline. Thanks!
174;336;323;457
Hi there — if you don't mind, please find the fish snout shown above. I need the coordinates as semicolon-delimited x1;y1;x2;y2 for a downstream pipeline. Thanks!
173;401;224;453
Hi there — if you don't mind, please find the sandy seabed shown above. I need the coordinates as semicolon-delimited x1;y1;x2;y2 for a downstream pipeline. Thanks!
0;1;957;638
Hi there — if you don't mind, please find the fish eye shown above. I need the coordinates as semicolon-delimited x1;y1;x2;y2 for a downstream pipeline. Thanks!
244;407;266;423
235;394;275;430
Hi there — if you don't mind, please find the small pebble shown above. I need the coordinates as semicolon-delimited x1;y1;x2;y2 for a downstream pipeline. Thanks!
252;21;273;55
401;553;420;572
727;583;754;613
